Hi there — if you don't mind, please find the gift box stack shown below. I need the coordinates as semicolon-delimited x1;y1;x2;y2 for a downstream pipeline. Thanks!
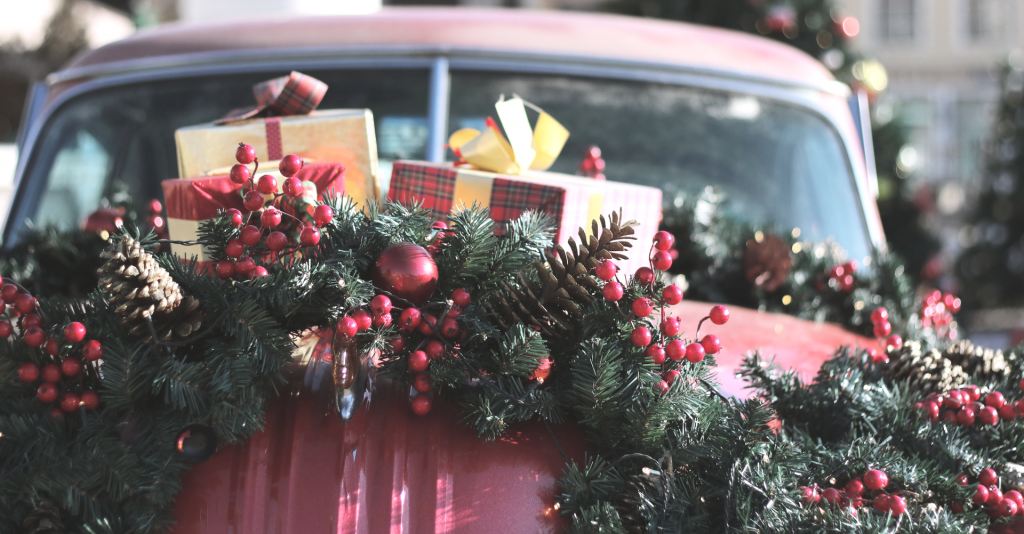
388;96;662;275
163;71;379;267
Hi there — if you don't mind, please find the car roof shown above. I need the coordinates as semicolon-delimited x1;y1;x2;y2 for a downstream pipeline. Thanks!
57;7;837;90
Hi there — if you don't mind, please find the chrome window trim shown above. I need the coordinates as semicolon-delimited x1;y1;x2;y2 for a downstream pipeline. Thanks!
10;51;880;252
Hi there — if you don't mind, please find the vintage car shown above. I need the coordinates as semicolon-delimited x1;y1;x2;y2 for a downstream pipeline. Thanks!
7;8;884;532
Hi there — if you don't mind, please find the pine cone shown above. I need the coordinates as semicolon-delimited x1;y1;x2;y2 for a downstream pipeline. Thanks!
612;472;658;534
22;501;63;534
883;341;1011;394
488;212;636;337
97;235;202;343
743;234;792;292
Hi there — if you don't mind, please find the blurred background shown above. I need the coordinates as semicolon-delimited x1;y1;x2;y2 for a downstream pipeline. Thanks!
1;0;1023;346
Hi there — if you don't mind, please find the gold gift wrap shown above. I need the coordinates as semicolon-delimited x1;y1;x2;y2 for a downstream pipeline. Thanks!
175;109;379;208
448;96;570;175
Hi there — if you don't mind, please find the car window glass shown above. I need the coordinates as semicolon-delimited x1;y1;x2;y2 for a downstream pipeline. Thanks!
35;130;110;229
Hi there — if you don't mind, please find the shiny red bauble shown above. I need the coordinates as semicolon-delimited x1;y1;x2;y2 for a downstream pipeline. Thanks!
81;390;100;410
22;313;42;329
370;243;439;307
371;295;393;317
632;298;653;318
216;260;235;279
299;227;321;247
413;374;431;393
646;344;666;364
978;406;999;426
0;283;17;302
652;251;672;271
418;315;438;336
845;479;864;497
279;154;303;177
42;363;62;383
282;177;304;197
411;394;432;415
225;238;245;258
61;357;83;377
60;393;81;413
873;321;891;338
261;207;283;228
409;350;429;373
662;317;682;337
240;225;262;246
440;318;459;338
226;208;244;227
313;204;334;226
336;317;358;338
684;342;705;363
0;320;11;338
662;285;683;305
235;143;256;164
18;362;39;382
886;335;902;350
266;231;288;252
700;334;721;355
425;340;445;360
451;288;471;308
602;281;624;301
663;370;680;386
373;313;392;328
986;391;1006;409
399;308;422;331
635;267;654;286
24;327;45;347
870;307;888;324
980;468;998;487
229;163;251;184
243;190;265;211
353;310;373;332
15;294;36;314
653;231;674;251
595;259;617;281
37;382;58;403
863;469;888;490
83;340;103;361
631;327;652;347
709;305;730;325
666;339;685;361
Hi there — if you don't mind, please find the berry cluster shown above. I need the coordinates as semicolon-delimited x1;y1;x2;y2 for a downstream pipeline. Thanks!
919;289;960;341
3;281;104;418
577;145;606;180
217;145;333;279
868;306;902;356
424;221;447;258
827;260;858;293
800;469;908;516
912;383;1024;428
953;468;1023;518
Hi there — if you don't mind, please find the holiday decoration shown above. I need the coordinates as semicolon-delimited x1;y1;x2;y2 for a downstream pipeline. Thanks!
21;501;64;534
175;424;218;463
743;233;792;291
369;243;439;306
332;332;370;422
884;340;1011;394
577;145;606;180
447;95;569;174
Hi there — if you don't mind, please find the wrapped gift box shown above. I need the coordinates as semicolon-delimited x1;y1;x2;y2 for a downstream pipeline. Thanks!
388;161;662;275
174;109;378;209
162;163;346;263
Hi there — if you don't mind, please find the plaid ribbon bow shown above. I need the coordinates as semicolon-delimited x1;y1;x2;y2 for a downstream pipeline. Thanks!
214;71;328;124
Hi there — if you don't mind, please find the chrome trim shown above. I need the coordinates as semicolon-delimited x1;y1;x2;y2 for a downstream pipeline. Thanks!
427;57;450;163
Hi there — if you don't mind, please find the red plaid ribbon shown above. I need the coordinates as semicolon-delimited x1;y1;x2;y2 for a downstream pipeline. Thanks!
215;71;328;124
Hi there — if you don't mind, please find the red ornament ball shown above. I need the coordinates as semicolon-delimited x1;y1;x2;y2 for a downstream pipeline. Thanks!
15;294;36;314
425;340;445;360
413;374;432;393
261;207;283;228
313;204;334;227
336;317;358;338
978;406;999;426
873;321;892;338
279;154;303;177
37;382;58;403
18;362;39;382
870;307;888;324
685;342;705;363
863;469;888;490
399;308;422;332
595;259;617;281
22;314;42;329
81;390;99;410
216;260;235;279
42;363;61;383
283;176;304;197
662;284;683;305
61;357;83;377
373;313;392;329
662;317;682;337
440;318;459;338
709;305;730;325
986;391;1006;409
370;243;439;307
700;334;721;355
229;164;251;184
631;327;652;347
602;281;624;302
886;335;902;350
635;267;655;285
299;227;321;247
653;231;674;251
0;321;10;338
83;340;103;361
451;288;471;308
235;143;256;164
646;344;666;364
980;468;999;487
652;251;673;271
226;208;244;227
235;257;257;276
632;297;654;318
821;488;841;505
243;190;265;211
24;327;45;347
411;394;432;415
225;238;245;258
60;392;80;413
409;350;429;373
845;479;864;497
352;310;373;332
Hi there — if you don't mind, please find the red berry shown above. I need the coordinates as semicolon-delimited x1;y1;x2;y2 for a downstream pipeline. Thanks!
426;245;440;258
370;295;392;317
955;474;969;486
235;256;257;276
399;308;422;332
266;231;288;251
986;391;1006;409
413;373;431;393
685;342;705;363
922;400;940;419
372;313;392;329
61;357;83;377
282;176;304;197
48;408;63;418
240;225;261;246
709;305;730;325
595;259;617;281
845;479;864;497
18;362;39;382
602;281;624;301
336;317;358;338
235;143;256;164
662;317;682;337
418;315;438;336
409;350;429;373
635;267;654;285
822;488;841;505
225;238;245;258
800;486;820;504
871;351;888;365
37;382;58;403
229;163;251;184
313;204;334;226
662;285;683;305
0;284;17;302
989;486;1004;506
1006;490;1024;511
243;190;265;211
0;320;11;338
839;274;855;292
646;344;666;364
632;298;654;318
1000;403;1017;420
663;369;680;386
863;469;888;490
631;327;652;347
440;318;459;338
940;410;957;424
999;498;1019;517
216;260;235;279
81;390;99;410
226;208;244;227
945;390;964;409
870;308;888;324
980;468;998;487
700;334;721;355
82;340;102;361
411;394;432;415
261;207;282;228
353;310;372;332
24;327;45;347
299;227;321;246
666;340;686;361
964;385;981;402
652;251;672;271
873;321;892;338
15;294;35;314
655;380;669;396
279;154;303;177
60;392;80;413
957;407;976;426
979;406;999;426
885;335;902;350
887;495;906;515
148;199;163;214
42;363;61;383
425;340;445;360
451;288;471;308
653;231;674;251
22;313;42;329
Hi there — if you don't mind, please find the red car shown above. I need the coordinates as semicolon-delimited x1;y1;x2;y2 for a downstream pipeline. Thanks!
9;8;882;532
